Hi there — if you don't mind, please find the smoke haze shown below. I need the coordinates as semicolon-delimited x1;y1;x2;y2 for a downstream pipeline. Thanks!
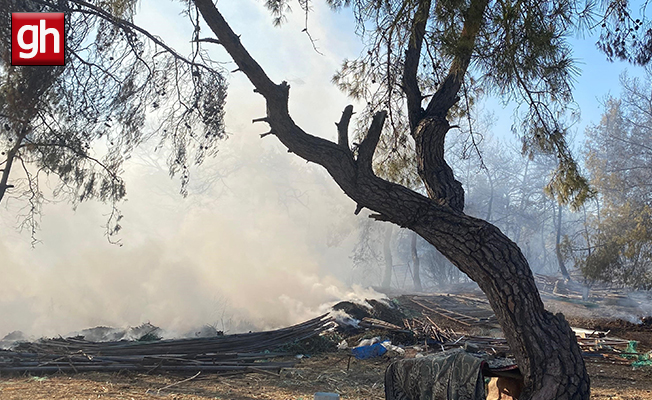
0;129;387;338
0;0;387;339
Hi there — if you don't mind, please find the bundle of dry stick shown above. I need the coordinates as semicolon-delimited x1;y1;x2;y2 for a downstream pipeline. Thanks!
0;314;332;375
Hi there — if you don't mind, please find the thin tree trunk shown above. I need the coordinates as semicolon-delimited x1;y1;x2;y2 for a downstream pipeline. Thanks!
0;144;18;202
556;204;571;281
541;214;549;272
381;225;394;289
485;171;494;221
0;128;29;203
514;158;530;244
583;203;594;257
410;231;423;292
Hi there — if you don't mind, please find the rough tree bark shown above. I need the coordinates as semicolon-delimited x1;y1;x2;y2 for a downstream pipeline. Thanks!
193;1;590;399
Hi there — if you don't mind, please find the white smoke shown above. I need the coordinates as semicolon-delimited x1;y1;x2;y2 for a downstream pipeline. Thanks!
0;0;390;339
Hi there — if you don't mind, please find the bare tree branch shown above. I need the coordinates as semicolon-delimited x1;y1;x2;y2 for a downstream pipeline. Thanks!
424;0;490;118
335;105;354;151
402;0;431;130
357;111;387;173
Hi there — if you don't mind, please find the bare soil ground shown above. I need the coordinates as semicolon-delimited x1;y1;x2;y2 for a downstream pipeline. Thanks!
1;352;651;399
0;354;385;400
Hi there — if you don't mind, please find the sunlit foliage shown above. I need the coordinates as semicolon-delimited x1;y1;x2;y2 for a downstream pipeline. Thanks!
576;73;652;288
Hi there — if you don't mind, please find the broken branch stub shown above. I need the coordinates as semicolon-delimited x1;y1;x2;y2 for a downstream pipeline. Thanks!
357;111;387;173
336;105;354;151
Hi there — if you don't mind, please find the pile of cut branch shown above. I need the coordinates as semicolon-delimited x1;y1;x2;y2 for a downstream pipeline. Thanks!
0;314;332;375
408;318;634;360
406;295;498;328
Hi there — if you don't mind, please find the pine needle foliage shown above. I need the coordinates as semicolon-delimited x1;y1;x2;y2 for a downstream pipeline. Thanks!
0;0;227;242
264;0;652;208
577;73;652;288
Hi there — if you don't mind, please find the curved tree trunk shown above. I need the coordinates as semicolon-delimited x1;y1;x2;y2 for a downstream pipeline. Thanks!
194;1;590;399
411;117;588;400
412;212;588;400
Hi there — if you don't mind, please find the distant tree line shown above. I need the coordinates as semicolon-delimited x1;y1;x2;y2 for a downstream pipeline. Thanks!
354;70;652;291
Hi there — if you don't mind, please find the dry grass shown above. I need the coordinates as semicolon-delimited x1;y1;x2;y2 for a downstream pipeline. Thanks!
1;352;651;399
587;359;652;400
0;353;386;400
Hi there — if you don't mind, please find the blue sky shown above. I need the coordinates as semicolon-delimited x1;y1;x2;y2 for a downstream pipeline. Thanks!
135;1;644;147
489;34;645;144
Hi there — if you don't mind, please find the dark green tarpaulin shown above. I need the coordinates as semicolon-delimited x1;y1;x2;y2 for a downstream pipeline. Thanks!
385;349;486;400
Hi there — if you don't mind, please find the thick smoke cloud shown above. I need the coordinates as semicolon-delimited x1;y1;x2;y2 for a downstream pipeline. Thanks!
0;0;384;339
0;131;384;338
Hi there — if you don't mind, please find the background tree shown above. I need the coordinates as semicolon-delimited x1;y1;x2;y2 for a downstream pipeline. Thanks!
0;0;226;242
409;230;423;291
453;133;576;278
575;72;652;289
